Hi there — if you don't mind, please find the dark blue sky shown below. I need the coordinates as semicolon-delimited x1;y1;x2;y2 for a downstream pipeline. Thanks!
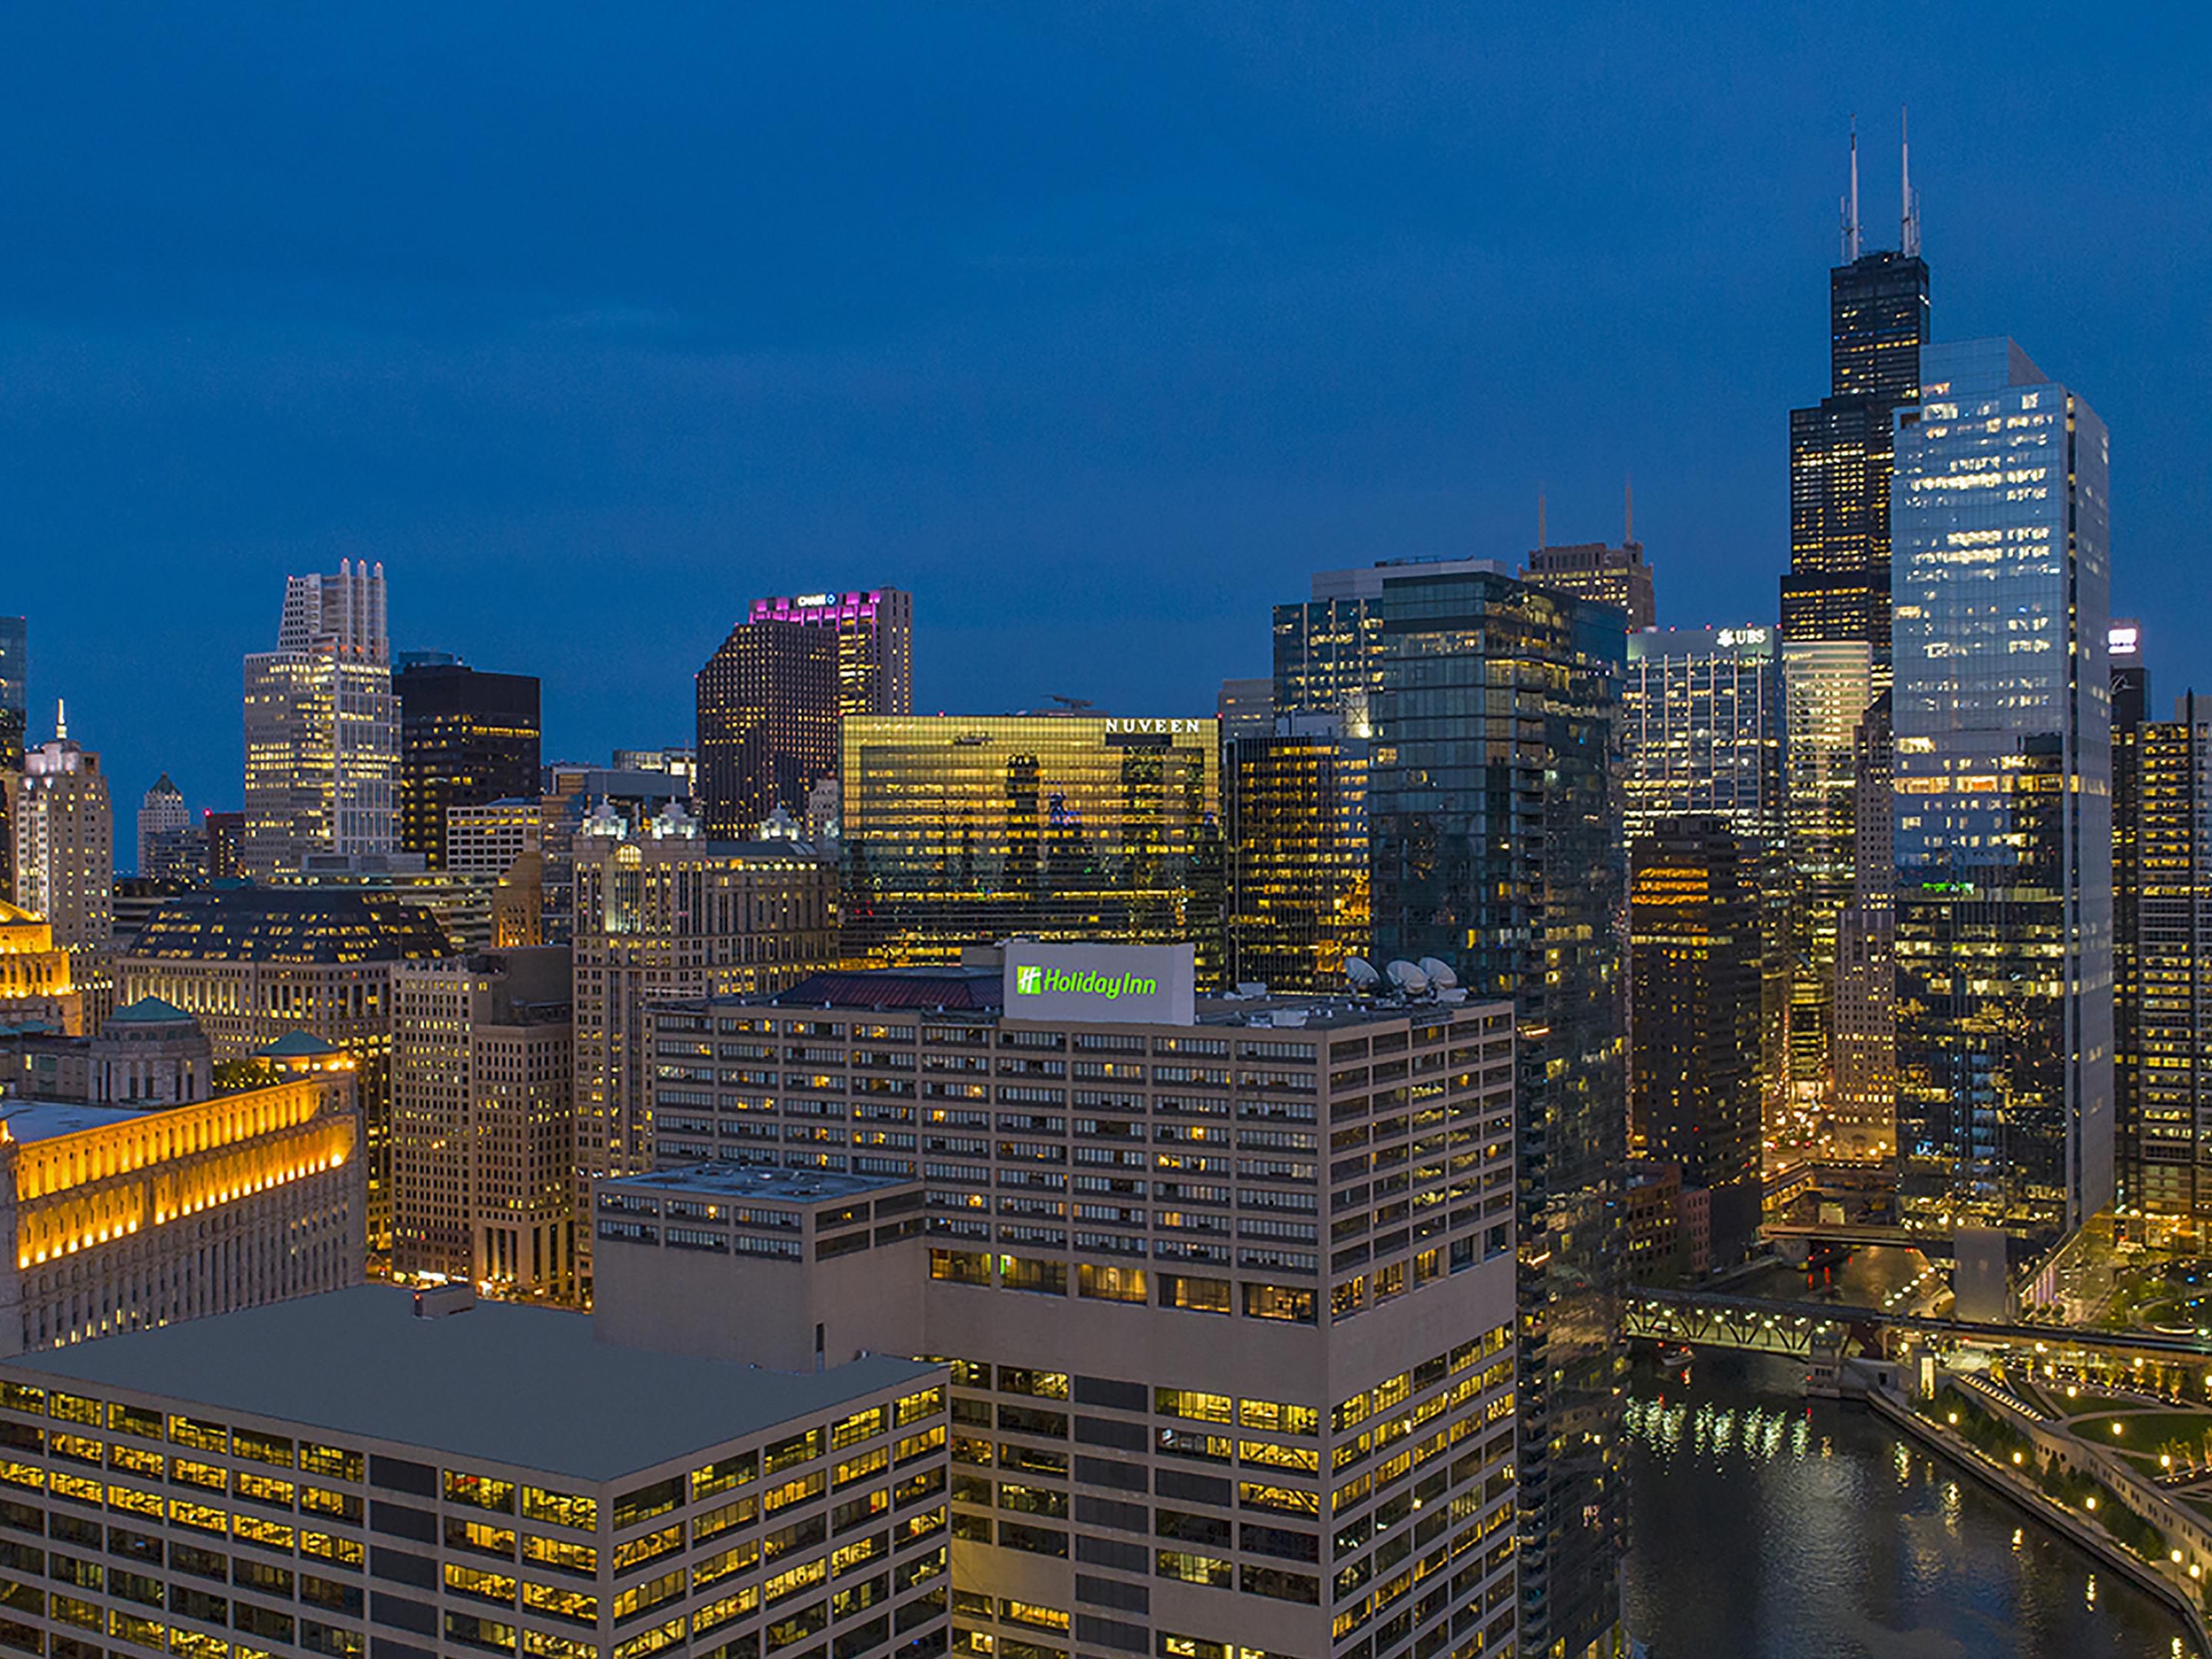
5;4;2207;830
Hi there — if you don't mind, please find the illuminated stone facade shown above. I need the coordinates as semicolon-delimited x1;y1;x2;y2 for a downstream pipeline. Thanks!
0;902;81;1036
0;1070;362;1355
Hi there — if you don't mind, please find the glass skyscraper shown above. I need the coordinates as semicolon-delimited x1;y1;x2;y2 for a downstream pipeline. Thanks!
1366;569;1627;1659
1222;716;1369;992
1892;338;2112;1240
0;615;23;897
841;715;1223;975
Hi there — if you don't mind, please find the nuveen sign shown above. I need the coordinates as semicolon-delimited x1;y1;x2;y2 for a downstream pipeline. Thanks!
1002;942;1196;1025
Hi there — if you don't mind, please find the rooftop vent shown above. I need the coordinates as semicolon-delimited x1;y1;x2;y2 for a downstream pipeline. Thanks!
412;1282;477;1320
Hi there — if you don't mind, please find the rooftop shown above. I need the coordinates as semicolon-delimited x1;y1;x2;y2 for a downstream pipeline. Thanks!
3;1286;935;1482
0;1101;161;1144
604;1164;917;1204
767;966;1002;1012
104;996;196;1026
126;889;454;965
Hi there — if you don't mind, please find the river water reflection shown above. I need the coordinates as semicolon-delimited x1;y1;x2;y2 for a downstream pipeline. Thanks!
1624;1350;2190;1658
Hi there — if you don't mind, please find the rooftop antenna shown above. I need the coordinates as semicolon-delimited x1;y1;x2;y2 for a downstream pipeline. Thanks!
1900;105;1921;257
1840;116;1862;263
53;698;66;742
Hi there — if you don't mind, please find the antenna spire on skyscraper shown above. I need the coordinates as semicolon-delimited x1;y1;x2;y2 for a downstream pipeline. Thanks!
1900;105;1921;257
1841;117;1862;263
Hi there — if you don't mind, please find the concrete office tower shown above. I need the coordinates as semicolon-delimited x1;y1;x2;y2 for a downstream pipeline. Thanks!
119;887;455;1259
1779;132;1932;659
1223;717;1369;992
1630;817;1763;1264
394;656;542;869
243;560;398;879
840;715;1224;977
0;1285;949;1659
201;810;245;882
1624;625;1788;1104
1521;502;1657;629
445;797;542;884
2116;691;2212;1224
747;588;915;718
136;773;196;882
1215;676;1272;740
391;947;576;1297
12;732;113;953
569;824;839;1201
1830;691;1897;1155
1782;639;1876;1101
695;620;839;838
0;616;22;897
0;1060;361;1353
1271;556;1500;737
634;945;1522;1657
1892;339;2112;1241
1365;568;1626;1659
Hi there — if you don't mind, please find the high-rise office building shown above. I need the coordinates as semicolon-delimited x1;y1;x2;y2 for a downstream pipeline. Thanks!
840;715;1223;976
1216;675;1273;740
120;886;456;1257
695;620;839;838
0;616;22;898
202;810;246;882
2117;690;2211;1223
1782;639;1876;1103
136;773;194;881
1629;816;1763;1263
1623;625;1788;1103
1271;557;1498;737
638;945;1522;1657
1366;567;1627;1658
1778;134;1931;658
391;946;576;1296
1222;717;1369;993
395;656;542;869
445;796;543;884
747;588;915;717
0;1283;949;1658
1522;526;1656;630
570;820;839;1209
243;561;399;879
12;732;113;953
1831;691;1899;1154
1892;338;2112;1240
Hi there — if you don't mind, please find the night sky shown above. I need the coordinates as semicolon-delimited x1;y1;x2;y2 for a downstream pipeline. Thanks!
5;5;2207;840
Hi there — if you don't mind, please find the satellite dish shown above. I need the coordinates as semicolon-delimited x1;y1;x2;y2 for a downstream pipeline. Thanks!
1345;957;1382;988
1385;960;1430;995
1418;957;1459;989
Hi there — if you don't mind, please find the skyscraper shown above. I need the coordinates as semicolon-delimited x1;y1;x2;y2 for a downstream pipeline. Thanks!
840;714;1223;975
2116;690;2211;1224
394;655;542;869
1623;624;1790;1121
746;588;914;717
13;730;114;952
1831;690;1899;1154
1271;556;1500;737
1782;639;1876;1104
1892;338;2112;1240
1222;716;1369;992
1630;816;1763;1263
242;560;399;878
136;773;192;880
1778;129;1931;660
1366;568;1627;1658
1521;495;1657;630
694;619;839;837
0;616;22;898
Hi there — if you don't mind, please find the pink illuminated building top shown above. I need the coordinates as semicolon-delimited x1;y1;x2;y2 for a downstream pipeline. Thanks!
743;588;912;717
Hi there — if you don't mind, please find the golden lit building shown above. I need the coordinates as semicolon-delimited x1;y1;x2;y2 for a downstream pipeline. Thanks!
1222;720;1369;992
0;1065;362;1355
840;714;1222;974
0;900;81;1035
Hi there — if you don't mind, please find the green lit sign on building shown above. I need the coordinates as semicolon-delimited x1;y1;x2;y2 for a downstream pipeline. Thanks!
1003;942;1195;1025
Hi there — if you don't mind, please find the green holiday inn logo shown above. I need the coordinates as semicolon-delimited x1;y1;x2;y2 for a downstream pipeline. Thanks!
1015;963;1157;1001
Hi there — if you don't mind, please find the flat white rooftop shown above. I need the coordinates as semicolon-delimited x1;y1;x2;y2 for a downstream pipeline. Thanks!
0;1101;160;1144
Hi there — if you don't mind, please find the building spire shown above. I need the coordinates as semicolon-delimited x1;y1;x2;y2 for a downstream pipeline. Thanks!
1900;104;1921;257
1840;117;1862;262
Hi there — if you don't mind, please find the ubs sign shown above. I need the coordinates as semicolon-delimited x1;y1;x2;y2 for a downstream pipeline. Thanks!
1002;941;1197;1026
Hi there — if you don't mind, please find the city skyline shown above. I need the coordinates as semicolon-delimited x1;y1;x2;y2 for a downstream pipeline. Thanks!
5;7;2210;814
